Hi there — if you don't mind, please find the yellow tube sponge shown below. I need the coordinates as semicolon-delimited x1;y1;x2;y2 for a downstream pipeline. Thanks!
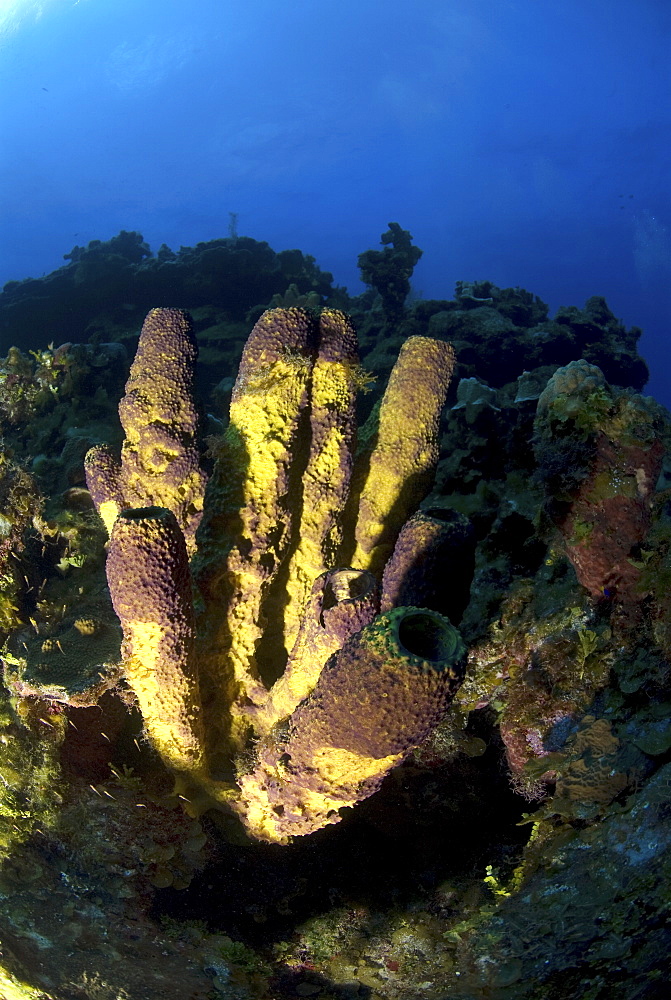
252;566;379;733
92;305;462;839
193;307;316;726
278;308;361;649
347;336;456;578
237;607;466;842
194;308;366;727
85;308;207;554
106;506;204;774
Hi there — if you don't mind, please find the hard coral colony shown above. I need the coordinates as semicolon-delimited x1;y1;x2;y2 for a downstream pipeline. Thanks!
84;305;466;842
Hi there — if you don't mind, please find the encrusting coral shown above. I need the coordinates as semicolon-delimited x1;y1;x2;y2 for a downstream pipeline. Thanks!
84;305;465;842
533;359;664;603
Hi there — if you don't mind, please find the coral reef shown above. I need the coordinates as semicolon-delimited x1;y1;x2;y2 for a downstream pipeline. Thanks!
1;233;671;1000
0;339;127;493
405;284;649;391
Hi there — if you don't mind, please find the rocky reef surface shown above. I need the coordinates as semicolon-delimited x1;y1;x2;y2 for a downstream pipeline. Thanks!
0;227;670;1000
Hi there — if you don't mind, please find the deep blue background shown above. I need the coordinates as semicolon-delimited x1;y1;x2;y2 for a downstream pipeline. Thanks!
1;0;669;404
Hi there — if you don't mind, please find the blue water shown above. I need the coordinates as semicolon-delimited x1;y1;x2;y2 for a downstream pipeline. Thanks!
0;0;669;405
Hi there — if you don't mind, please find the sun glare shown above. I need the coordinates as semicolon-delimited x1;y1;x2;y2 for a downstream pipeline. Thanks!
0;0;87;39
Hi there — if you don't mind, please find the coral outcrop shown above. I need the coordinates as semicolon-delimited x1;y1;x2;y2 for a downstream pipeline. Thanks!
534;359;664;602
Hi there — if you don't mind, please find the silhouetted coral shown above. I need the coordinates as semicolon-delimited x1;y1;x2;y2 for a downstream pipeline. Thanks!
358;222;423;329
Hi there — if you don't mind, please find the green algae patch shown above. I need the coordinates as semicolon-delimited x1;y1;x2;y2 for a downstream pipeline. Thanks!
0;685;65;861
